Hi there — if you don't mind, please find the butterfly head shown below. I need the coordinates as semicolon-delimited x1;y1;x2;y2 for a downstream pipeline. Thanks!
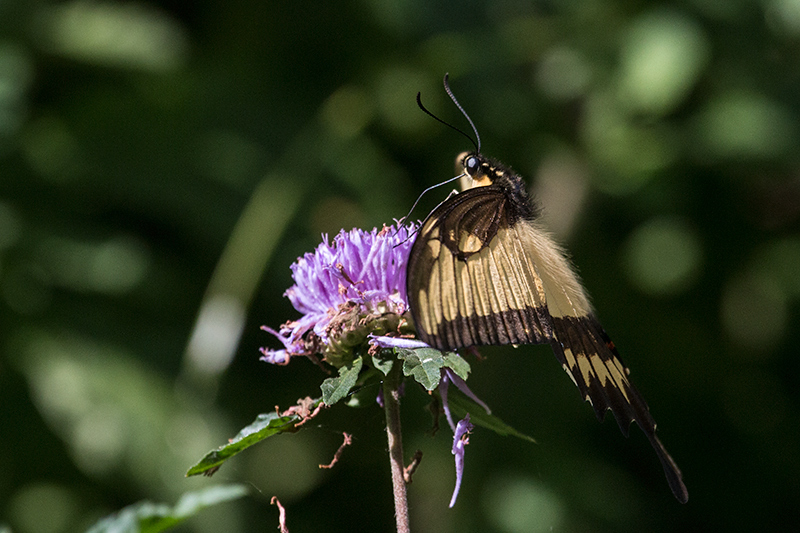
457;151;521;189
456;151;493;188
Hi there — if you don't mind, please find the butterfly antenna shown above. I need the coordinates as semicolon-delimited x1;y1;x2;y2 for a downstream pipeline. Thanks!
394;175;464;247
442;73;481;152
398;172;465;227
416;91;479;153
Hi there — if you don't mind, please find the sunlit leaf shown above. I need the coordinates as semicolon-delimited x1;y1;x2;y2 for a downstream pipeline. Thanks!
186;405;320;477
397;347;445;391
321;357;364;405
443;351;471;381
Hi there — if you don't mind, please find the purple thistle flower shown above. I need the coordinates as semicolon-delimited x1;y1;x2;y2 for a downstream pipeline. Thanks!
449;414;474;508
260;223;417;367
261;220;493;508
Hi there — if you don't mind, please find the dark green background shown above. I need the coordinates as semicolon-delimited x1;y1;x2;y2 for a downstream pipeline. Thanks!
1;1;798;531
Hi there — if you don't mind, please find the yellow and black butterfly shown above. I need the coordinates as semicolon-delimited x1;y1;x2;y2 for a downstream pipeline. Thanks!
406;75;688;504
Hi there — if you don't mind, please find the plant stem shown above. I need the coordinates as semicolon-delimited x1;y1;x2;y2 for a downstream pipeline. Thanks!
383;365;410;533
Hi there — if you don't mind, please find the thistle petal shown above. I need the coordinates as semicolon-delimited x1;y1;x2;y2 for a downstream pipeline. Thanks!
449;414;474;508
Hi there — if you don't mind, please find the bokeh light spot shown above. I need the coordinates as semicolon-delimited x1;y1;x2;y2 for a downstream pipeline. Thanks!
36;235;149;294
623;216;703;295
36;0;188;71
694;91;796;159
535;46;592;101
8;483;80;533
0;42;33;143
321;85;374;140
617;10;710;116
766;0;800;36
483;473;565;533
583;92;677;194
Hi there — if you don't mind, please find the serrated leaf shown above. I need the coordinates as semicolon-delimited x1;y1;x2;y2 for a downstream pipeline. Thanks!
86;484;248;533
443;351;471;380
321;357;363;405
186;408;313;476
447;390;536;443
398;347;445;391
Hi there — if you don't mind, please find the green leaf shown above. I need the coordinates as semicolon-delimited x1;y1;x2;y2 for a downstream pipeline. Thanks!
371;349;395;376
397;347;445;391
86;484;248;533
186;406;317;476
443;351;471;380
321;357;363;405
447;390;537;443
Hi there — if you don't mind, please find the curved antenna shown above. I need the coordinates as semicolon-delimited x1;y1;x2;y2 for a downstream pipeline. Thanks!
442;73;481;152
394;173;465;246
416;92;479;153
398;171;465;226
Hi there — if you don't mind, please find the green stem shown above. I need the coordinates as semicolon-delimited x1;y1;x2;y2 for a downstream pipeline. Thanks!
383;364;410;533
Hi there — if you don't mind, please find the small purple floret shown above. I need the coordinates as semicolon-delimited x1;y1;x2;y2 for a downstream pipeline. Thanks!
449;414;474;508
439;368;491;432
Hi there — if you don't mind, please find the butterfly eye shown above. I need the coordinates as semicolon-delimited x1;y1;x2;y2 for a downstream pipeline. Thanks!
464;155;480;176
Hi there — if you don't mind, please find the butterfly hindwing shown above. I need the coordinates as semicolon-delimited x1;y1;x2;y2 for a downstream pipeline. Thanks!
550;315;649;431
521;223;689;503
549;315;688;503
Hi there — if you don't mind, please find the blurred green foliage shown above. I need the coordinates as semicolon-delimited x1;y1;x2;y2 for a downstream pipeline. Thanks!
1;0;799;531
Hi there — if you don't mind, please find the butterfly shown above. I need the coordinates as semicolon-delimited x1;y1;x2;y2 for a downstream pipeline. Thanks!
406;75;688;504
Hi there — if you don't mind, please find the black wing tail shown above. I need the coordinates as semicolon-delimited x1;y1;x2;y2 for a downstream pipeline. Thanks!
551;315;688;503
649;433;689;503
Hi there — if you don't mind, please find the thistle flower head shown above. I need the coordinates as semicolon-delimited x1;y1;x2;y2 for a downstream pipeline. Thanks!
260;223;416;367
261;220;494;509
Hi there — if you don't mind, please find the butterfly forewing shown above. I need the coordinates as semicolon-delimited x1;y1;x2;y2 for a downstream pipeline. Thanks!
408;186;554;350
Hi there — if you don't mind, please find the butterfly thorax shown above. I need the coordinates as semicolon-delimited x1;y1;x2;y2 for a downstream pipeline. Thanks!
459;152;538;222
